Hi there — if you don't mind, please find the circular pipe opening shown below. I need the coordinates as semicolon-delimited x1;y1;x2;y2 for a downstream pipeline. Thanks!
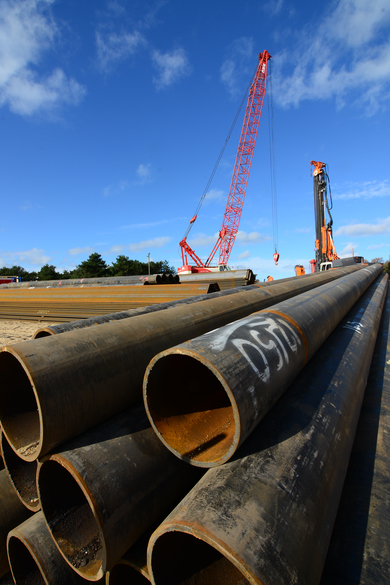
1;434;40;511
39;459;105;580
8;535;45;585
150;530;251;585
33;330;53;338
0;352;41;461
107;563;149;585
144;353;237;466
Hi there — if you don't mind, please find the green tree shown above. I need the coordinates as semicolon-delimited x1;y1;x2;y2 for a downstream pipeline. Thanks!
109;255;140;276
149;259;176;274
0;265;31;280
37;264;61;281
383;261;390;276
72;253;109;278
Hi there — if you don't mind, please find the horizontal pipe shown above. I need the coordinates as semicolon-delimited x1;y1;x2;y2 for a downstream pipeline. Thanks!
33;266;360;338
105;526;152;585
7;511;89;584
320;283;390;584
0;265;366;461
147;273;388;585
143;264;383;466
0;274;172;289
0;432;40;512
0;284;219;323
0;469;32;577
38;405;202;581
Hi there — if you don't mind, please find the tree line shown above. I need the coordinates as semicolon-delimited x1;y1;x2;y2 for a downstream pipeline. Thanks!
0;253;176;281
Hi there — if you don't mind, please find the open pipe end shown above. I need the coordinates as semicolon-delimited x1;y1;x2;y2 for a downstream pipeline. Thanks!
33;329;54;338
1;433;40;512
144;351;240;467
0;351;42;462
149;528;252;585
8;535;46;585
107;563;150;585
39;458;105;581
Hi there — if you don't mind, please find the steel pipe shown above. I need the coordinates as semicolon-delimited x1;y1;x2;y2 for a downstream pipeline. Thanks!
147;273;388;585
320;284;390;584
143;264;383;467
105;527;152;584
0;469;32;577
38;405;201;581
33;266;360;338
7;511;88;584
1;432;40;512
0;265;367;461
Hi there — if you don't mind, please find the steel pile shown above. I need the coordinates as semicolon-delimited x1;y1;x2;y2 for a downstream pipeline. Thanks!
0;264;388;584
0;266;360;461
0;283;219;323
179;268;256;289
143;264;382;466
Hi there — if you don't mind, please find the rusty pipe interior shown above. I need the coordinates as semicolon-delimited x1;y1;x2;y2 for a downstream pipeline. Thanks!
0;352;41;461
149;530;251;585
38;459;105;581
144;354;238;466
7;535;46;585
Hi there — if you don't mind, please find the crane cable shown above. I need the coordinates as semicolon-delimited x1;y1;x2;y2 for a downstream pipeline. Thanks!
267;58;279;264
182;60;260;241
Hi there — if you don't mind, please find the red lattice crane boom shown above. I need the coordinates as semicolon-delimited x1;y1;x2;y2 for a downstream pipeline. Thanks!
179;50;271;274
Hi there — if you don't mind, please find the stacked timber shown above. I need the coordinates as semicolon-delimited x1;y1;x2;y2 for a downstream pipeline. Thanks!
0;264;388;584
0;283;219;323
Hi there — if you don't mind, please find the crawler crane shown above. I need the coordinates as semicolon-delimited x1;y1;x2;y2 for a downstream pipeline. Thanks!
179;51;276;274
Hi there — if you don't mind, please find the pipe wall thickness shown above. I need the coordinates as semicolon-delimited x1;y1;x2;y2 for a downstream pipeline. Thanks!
144;264;382;466
38;405;202;581
0;432;40;511
0;266;362;461
147;272;388;585
7;511;88;585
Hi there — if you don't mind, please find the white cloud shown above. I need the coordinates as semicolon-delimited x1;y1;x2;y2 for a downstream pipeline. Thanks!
220;37;254;98
335;217;390;236
204;189;224;203
0;247;51;268
367;243;390;250
152;48;191;89
237;250;251;259
68;246;95;256
96;29;146;72
136;163;153;184
128;236;171;252
235;230;271;243
103;180;130;197
274;0;390;110
334;180;390;200
0;0;85;115
188;233;219;249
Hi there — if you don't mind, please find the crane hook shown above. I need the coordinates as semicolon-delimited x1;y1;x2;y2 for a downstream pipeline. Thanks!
273;251;279;265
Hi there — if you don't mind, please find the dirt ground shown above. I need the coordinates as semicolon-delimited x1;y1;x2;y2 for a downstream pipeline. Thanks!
0;320;59;347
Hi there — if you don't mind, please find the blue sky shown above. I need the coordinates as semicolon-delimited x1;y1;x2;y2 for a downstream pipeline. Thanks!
0;0;389;281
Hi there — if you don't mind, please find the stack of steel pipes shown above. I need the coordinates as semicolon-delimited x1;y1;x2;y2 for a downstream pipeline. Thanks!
179;268;256;289
0;283;219;323
0;264;388;584
0;274;179;290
